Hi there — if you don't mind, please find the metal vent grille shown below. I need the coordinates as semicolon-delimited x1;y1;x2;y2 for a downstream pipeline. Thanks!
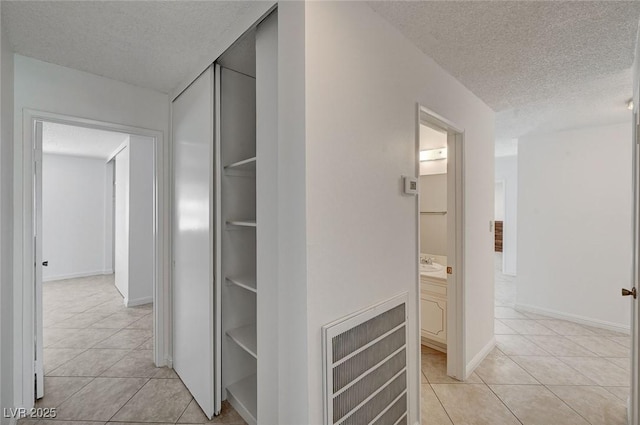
323;294;408;425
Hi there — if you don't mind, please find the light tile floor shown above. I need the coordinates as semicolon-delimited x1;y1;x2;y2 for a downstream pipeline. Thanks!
29;265;632;425
421;253;631;425
25;275;246;425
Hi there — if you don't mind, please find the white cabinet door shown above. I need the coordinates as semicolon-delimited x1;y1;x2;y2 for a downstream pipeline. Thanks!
421;295;447;344
172;66;219;418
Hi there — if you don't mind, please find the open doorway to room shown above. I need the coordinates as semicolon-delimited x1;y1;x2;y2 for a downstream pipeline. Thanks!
418;107;465;382
494;154;518;315
490;127;632;423
493;177;516;312
28;118;167;411
418;123;449;353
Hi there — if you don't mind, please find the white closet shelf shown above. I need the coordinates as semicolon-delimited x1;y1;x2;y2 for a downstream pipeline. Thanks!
226;324;257;358
226;277;257;293
226;220;257;228
224;157;256;171
227;374;257;425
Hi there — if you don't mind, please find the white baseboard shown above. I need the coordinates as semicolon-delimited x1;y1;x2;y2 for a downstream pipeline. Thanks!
421;337;447;353
515;303;630;335
44;270;114;282
125;296;153;307
465;336;496;379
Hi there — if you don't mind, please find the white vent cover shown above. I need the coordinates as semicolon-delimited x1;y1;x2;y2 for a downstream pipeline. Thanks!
322;293;409;425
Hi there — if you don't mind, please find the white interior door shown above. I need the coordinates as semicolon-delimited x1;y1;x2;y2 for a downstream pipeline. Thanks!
629;113;639;425
172;66;219;418
34;121;44;399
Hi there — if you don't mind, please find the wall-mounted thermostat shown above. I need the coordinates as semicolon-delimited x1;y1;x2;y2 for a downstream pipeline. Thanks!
403;176;418;196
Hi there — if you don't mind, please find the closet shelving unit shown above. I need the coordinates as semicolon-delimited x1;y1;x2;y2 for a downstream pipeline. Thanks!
172;12;276;423
218;55;258;425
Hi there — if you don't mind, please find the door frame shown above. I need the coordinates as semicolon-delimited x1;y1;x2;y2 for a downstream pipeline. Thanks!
630;109;639;425
15;109;169;409
417;104;466;380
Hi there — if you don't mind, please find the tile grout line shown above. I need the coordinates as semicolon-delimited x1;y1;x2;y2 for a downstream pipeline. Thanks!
33;376;97;415
503;335;626;425
539;382;598;425
495;311;630;422
521;333;600;357
44;347;91;376
474;363;525;425
426;383;456;425
41;276;156;424
172;396;195;425
105;378;153;423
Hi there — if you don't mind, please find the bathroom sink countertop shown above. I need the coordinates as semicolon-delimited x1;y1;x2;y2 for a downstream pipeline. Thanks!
420;263;447;280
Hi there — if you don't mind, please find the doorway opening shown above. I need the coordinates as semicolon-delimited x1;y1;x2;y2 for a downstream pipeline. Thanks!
35;120;157;398
417;106;465;381
17;111;167;410
493;178;516;309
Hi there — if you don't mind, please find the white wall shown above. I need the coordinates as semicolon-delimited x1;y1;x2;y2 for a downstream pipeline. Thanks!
0;6;14;421
42;154;111;281
272;4;309;423
127;135;154;305
13;55;168;408
303;2;495;423
494;181;505;221
114;146;129;300
104;161;114;273
113;136;154;306
420;174;447;255
495;155;518;275
517;123;632;330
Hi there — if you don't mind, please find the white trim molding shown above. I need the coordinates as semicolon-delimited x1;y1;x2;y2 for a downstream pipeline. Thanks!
15;109;170;410
465;336;496;379
515;303;631;335
418;104;466;382
43;270;114;282
125;296;153;308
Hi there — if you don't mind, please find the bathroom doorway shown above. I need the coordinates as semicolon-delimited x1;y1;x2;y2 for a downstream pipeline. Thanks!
419;124;448;353
417;106;465;380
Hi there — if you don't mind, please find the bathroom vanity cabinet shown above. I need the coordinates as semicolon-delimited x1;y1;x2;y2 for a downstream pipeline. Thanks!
420;275;447;351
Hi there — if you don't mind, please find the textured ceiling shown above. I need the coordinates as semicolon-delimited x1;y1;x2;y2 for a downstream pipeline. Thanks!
2;1;272;93
43;122;128;159
4;1;640;144
369;1;640;143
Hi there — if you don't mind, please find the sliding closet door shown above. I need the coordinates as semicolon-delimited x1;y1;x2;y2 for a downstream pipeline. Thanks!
172;66;219;418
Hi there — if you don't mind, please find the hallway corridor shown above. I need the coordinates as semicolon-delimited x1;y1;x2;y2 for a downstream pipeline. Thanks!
420;255;630;425
28;275;246;425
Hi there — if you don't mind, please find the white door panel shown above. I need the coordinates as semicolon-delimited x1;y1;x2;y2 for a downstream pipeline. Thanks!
630;115;639;425
172;66;219;418
34;121;44;399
